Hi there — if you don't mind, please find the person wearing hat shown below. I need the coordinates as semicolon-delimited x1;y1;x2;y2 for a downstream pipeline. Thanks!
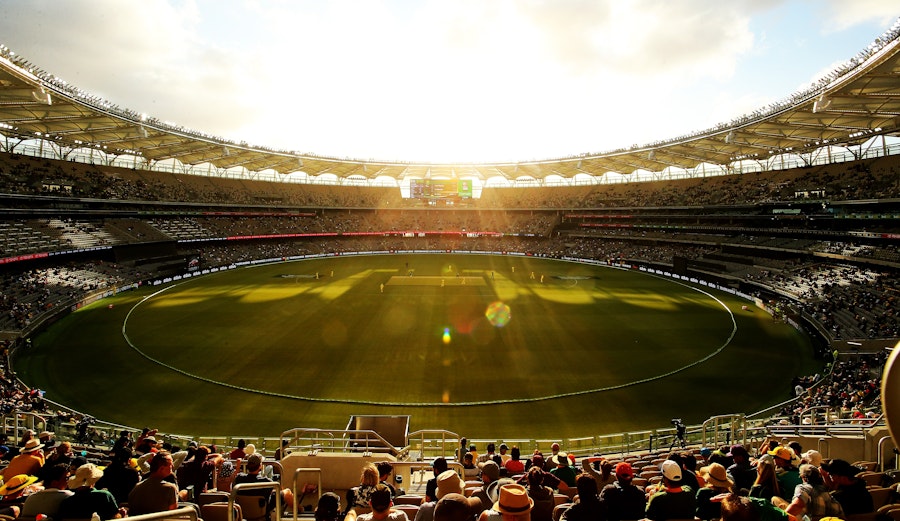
0;473;41;516
433;493;482;521
771;464;844;519
767;446;801;501
543;443;562;472
414;470;465;521
820;458;873;515
471;460;501;510
696;463;734;521
478;483;533;521
58;463;126;520
550;452;577;488
599;462;646;521
1;438;44;481
646;460;696;521
497;444;511;465
801;450;823;468
726;444;756;495
559;474;603;521
21;463;74;520
38;431;56;452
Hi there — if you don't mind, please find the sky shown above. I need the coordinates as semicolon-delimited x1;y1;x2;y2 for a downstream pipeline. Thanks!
0;1;897;164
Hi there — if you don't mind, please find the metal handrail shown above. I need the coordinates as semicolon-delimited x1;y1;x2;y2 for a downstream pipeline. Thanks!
126;507;197;521
229;481;282;521
290;467;322;521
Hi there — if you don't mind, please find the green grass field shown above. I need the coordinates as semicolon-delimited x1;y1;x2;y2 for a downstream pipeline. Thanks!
15;254;819;440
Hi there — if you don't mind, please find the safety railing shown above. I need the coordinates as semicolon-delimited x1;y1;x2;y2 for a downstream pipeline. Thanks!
230;481;282;521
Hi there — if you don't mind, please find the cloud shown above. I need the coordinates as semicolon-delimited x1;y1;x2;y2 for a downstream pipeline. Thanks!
819;0;899;33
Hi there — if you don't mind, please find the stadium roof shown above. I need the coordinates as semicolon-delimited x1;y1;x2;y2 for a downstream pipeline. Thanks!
1;30;899;183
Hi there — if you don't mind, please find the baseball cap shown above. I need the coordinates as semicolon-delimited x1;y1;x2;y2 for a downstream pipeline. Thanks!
661;460;682;481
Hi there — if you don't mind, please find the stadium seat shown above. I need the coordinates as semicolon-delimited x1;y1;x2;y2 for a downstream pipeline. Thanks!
235;495;269;521
867;486;894;510
394;495;424;506
552;503;572;521
199;491;231;506
859;471;886;487
395;504;420;518
854;461;879;472
202;502;242;521
876;504;900;521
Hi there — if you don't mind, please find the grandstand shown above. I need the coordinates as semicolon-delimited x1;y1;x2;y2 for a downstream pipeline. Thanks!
0;16;899;521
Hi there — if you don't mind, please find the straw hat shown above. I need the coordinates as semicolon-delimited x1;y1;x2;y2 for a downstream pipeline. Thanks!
68;463;103;488
0;474;39;497
20;439;44;453
492;484;533;515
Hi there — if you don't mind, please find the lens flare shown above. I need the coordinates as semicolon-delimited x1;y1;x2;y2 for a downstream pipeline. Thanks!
442;327;452;344
485;301;511;327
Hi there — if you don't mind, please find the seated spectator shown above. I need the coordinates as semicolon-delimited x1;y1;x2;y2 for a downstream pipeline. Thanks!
233;453;294;517
523;467;554;521
718;492;790;521
646;460;696;521
59;463;126;520
581;456;616;490
2;438;44;481
96;447;140;505
726;444;756;495
560;474;603;521
316;492;343;521
423;458;449;504
768;446;801;501
128;451;179;516
176;445;222;498
471;461;501;509
349;462;382;513
749;457;780;501
462;452;479;479
772;464;843;519
354;483;408;521
696;463;734;521
599;462;646;521
478;483;533;521
503;447;524;476
433;493;482;521
0;474;40;517
377;461;400;497
21;463;73;519
229;439;247;460
550;453;577;489
820;458;873;515
414;469;464;521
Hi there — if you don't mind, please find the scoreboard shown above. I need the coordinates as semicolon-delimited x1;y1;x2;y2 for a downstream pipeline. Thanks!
409;179;473;199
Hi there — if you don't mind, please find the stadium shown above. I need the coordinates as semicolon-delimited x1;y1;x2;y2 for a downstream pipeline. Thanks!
1;8;900;521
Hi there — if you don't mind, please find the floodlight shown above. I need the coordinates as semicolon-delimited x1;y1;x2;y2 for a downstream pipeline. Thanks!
31;88;51;105
813;94;832;113
725;130;735;144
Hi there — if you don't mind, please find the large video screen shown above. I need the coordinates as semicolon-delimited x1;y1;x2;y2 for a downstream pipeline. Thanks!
409;179;472;199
